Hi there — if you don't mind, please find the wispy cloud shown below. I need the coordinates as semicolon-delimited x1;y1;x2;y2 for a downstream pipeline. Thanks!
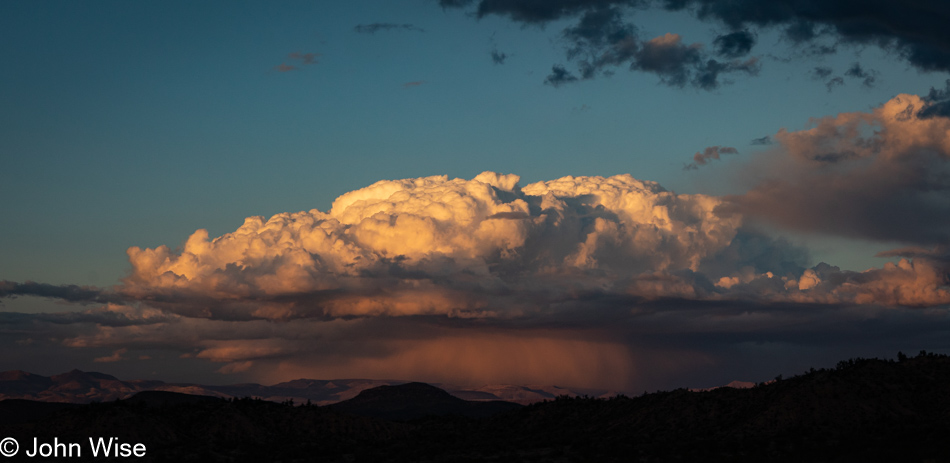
94;348;127;363
274;52;320;72
355;23;424;34
544;65;579;87
0;280;118;305
684;145;738;170
825;76;845;92
845;62;878;88
288;52;319;65
490;47;508;65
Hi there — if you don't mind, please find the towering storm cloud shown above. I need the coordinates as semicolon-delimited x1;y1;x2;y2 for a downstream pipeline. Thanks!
3;154;949;389
121;172;744;319
117;143;949;323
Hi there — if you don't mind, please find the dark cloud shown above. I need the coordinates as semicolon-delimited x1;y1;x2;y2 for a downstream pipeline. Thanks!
665;0;950;72
926;79;950;101
783;19;820;44
918;80;950;119
626;34;758;89
0;281;119;305
402;80;426;88
811;66;833;79
563;6;640;79
0;306;173;328
713;30;756;58
441;0;950;91
684;145;739;170
751;135;773;146
441;0;640;24
693;57;759;90
438;0;474;7
844;62;877;88
442;1;755;90
921;102;950;119
810;66;845;92
631;33;700;87
802;43;838;56
491;48;508;64
354;23;424;34
544;64;580;87
825;76;844;92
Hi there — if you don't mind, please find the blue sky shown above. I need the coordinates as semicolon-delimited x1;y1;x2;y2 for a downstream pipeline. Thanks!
3;0;941;286
2;0;950;390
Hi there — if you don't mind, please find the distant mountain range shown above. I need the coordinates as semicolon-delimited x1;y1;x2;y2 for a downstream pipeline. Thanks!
0;369;622;405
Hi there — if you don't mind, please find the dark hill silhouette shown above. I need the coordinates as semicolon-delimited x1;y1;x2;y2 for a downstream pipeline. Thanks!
1;352;950;462
0;399;79;425
330;382;521;420
124;390;226;408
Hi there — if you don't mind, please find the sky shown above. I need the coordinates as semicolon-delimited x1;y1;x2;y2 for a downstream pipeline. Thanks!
2;0;950;392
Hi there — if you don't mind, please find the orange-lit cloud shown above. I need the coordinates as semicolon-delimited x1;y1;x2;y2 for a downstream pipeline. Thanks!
115;159;950;320
93;348;127;363
120;171;744;319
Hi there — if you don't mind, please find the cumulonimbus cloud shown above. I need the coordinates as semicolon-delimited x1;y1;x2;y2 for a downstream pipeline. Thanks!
120;171;745;319
113;151;950;322
4;95;950;387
